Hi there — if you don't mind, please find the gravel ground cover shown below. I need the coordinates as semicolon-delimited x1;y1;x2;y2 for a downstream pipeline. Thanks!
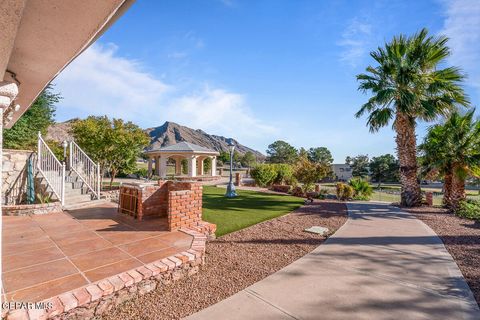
103;200;347;320
406;206;480;305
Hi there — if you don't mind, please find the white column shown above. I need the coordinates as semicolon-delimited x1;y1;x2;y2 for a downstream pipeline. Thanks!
147;157;153;177
154;156;160;176
211;156;217;176
188;155;197;177
159;156;168;178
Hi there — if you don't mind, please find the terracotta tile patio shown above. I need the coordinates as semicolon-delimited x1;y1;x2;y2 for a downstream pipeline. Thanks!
2;203;193;303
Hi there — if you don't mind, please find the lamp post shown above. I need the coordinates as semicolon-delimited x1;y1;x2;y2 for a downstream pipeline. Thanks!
225;138;237;198
62;140;68;163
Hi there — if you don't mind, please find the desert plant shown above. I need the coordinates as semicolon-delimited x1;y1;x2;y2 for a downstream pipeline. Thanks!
250;164;277;187
36;192;52;204
456;199;480;221
336;182;354;201
349;177;373;200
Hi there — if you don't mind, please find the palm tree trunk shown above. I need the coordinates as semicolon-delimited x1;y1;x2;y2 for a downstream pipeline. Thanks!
442;171;453;208
395;112;422;207
450;166;466;210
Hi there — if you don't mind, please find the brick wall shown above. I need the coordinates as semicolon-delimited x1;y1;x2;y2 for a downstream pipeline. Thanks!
119;181;215;234
167;183;203;231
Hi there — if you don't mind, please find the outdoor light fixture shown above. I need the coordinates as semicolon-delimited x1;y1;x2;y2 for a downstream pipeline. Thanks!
62;140;68;162
225;138;237;198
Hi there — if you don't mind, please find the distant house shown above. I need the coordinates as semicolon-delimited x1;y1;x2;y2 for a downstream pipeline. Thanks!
332;164;353;181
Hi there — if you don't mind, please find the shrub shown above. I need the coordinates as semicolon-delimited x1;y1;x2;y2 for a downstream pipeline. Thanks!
456;199;480;221
272;164;294;185
302;182;315;194
271;185;292;193
336;182;354;200
349;177;373;199
134;167;148;178
250;164;277;187
317;188;330;200
291;186;304;197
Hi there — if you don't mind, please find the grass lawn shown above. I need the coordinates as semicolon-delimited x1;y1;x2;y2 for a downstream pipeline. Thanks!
202;186;304;236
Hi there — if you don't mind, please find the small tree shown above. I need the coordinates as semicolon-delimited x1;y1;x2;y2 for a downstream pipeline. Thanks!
369;154;399;185
346;155;370;178
266;140;298;164
298;147;309;159
71;116;150;188
4;85;60;149
308;147;333;165
294;158;330;193
240;151;256;168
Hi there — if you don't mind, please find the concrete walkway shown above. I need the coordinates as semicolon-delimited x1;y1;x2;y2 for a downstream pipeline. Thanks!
187;202;480;320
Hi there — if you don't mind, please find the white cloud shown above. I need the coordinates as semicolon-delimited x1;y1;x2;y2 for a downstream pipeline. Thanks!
165;86;277;138
219;0;236;8
337;19;372;67
53;43;275;140
440;0;480;90
54;43;171;120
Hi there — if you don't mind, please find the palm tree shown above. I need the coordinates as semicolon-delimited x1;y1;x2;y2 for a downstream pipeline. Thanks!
419;110;480;210
356;28;469;207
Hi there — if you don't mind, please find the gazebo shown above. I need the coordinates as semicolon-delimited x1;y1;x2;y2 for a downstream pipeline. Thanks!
145;141;219;178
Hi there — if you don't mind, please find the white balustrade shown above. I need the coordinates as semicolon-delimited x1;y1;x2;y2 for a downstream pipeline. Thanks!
37;132;66;205
69;140;100;199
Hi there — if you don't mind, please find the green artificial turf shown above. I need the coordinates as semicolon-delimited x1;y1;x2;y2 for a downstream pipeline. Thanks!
202;186;304;236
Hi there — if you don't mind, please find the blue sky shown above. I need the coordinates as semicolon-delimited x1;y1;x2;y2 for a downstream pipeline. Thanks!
54;0;480;162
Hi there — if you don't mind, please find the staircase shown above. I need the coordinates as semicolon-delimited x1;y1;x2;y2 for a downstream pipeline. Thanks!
36;132;104;210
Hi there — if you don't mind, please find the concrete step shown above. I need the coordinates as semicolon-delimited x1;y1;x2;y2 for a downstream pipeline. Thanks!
63;199;110;211
64;193;92;204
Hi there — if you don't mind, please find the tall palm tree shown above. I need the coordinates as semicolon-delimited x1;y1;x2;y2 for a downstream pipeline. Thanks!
419;110;480;210
356;28;469;207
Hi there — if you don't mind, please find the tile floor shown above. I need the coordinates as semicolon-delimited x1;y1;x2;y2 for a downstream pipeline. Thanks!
2;203;193;302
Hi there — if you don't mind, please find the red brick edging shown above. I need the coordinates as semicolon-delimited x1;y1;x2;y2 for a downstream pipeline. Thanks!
5;228;208;320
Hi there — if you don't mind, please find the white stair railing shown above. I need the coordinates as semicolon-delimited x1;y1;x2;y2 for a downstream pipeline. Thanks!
69;141;101;199
37;132;66;205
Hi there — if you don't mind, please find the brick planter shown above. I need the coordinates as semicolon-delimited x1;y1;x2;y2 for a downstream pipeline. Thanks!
5;228;208;320
118;181;216;236
2;202;62;216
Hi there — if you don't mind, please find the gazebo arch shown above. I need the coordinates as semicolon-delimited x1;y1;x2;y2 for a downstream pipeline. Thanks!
145;142;219;178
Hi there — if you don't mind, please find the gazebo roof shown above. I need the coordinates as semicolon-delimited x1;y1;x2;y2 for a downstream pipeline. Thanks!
146;141;219;155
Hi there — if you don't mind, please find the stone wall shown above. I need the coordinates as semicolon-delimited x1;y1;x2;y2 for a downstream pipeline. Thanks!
3;202;62;216
2;149;33;205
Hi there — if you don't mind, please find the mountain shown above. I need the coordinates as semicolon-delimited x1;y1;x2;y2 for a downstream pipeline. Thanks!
145;121;264;159
46;120;264;159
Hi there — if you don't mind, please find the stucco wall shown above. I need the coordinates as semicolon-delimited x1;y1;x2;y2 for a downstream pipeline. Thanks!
2;149;33;205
